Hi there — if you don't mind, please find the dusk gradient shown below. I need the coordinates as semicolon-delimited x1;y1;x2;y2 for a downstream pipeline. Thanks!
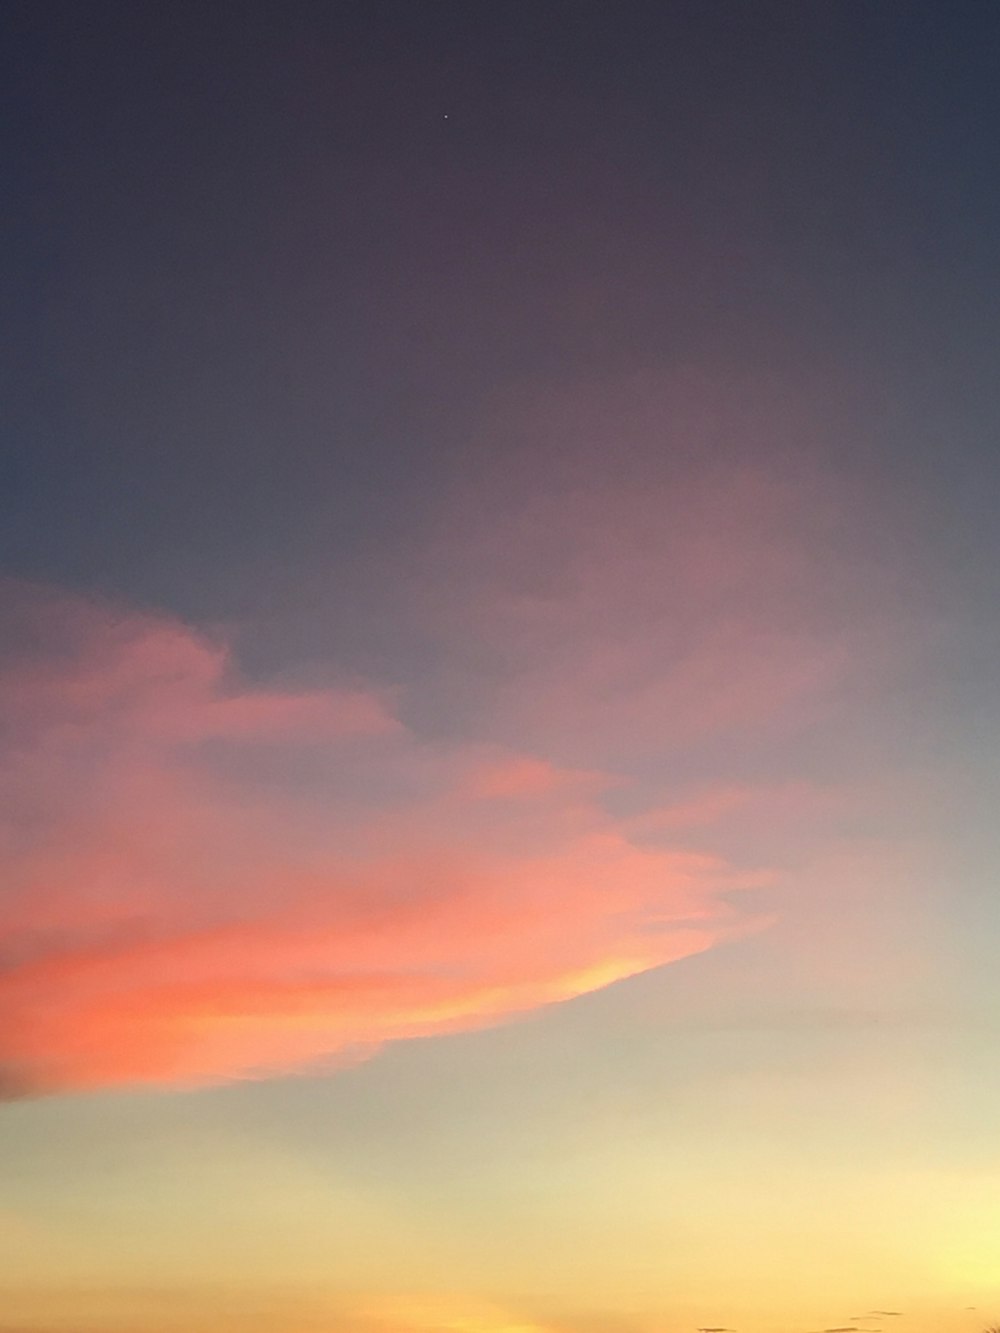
2;4;1000;1332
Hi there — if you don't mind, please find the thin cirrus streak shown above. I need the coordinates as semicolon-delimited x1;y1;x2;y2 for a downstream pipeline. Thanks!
0;579;769;1096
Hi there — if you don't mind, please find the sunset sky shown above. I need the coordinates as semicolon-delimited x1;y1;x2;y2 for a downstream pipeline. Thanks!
3;3;1000;1332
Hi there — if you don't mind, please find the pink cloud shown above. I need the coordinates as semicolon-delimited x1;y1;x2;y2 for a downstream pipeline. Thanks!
0;380;914;1098
396;379;898;769
459;753;610;801
625;780;842;835
0;578;398;745
0;582;762;1095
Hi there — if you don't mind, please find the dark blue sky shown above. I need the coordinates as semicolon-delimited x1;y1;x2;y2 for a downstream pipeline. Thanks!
3;1;1000;628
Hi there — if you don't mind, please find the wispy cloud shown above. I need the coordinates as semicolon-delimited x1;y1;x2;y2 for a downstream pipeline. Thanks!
0;581;762;1094
0;397;907;1095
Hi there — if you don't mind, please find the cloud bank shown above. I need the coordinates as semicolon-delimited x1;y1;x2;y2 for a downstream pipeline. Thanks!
0;580;763;1095
0;382;902;1097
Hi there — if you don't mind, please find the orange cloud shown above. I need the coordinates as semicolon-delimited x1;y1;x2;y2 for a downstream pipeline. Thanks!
0;582;761;1095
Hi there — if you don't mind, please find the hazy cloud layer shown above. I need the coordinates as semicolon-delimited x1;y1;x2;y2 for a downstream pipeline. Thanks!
0;399;899;1094
0;580;767;1094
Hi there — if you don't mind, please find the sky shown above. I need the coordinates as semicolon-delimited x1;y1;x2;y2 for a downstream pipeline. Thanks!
2;2;1000;1331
